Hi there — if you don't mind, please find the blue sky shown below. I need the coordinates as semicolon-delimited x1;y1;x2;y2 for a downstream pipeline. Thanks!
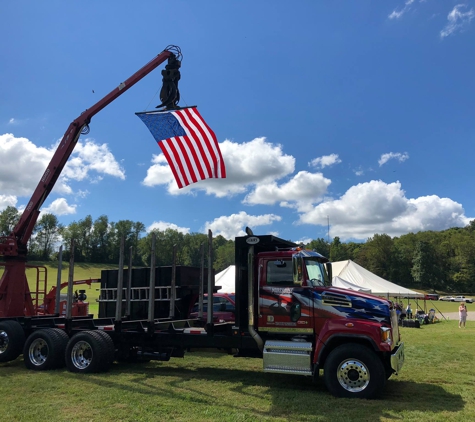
1;1;474;243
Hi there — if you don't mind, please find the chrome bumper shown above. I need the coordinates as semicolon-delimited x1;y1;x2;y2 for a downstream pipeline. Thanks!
390;342;405;374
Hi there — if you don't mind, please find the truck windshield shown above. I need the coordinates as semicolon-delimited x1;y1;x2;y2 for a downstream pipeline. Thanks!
305;259;327;287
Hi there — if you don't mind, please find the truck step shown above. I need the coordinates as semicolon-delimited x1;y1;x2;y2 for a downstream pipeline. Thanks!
263;340;313;376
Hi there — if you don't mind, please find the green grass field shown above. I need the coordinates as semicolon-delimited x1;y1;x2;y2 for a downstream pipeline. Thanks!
0;319;474;421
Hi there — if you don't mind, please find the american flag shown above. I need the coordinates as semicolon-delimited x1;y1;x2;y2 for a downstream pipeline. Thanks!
137;107;226;188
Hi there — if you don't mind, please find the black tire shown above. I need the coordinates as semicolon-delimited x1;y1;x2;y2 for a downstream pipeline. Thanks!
323;344;386;399
65;330;111;373
0;320;25;363
92;330;115;365
23;329;69;370
385;365;394;380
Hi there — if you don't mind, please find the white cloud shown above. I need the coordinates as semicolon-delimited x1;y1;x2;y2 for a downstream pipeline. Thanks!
388;10;404;20
76;190;90;199
440;4;475;38
0;134;54;196
142;154;176;187
297;180;471;240
203;211;282;240
243;171;331;209
61;138;125;183
309;154;342;169
147;221;190;234
42;198;77;216
296;237;313;245
0;133;125;198
388;0;416;19
7;117;33;126
0;194;17;210
142;137;295;198
378;152;409;166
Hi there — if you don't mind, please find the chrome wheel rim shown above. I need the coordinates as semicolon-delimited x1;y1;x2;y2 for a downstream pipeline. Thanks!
0;330;9;354
337;359;370;393
71;340;93;369
28;338;49;366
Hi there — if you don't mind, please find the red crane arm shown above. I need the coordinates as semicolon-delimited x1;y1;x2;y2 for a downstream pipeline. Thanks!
1;47;176;256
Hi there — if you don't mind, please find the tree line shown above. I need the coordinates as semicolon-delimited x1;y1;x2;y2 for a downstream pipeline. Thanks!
1;206;474;293
307;221;475;293
0;206;234;271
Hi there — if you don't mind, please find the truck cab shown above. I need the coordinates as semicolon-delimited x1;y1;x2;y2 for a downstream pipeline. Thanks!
233;232;404;399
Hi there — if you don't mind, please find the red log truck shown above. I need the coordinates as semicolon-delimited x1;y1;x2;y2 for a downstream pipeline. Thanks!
0;46;404;399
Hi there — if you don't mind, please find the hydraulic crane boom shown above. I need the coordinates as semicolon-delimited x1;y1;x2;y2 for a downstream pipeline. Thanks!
0;45;182;317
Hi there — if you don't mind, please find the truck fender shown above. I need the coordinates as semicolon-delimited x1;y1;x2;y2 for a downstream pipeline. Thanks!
315;333;380;368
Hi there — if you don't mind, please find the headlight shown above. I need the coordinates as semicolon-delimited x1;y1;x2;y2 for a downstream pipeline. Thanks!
380;327;392;344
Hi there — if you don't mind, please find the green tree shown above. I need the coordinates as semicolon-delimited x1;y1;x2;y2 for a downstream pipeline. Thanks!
109;220;135;263
0;206;20;236
357;234;394;280
214;239;235;271
306;238;330;258
138;229;186;267
329;237;350;262
450;231;475;293
77;215;94;262
34;213;63;260
131;222;146;265
411;241;440;291
91;215;110;263
59;221;84;262
182;232;210;267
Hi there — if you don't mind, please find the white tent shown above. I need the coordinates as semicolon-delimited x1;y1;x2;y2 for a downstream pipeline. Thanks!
331;260;423;298
332;276;372;293
215;265;235;293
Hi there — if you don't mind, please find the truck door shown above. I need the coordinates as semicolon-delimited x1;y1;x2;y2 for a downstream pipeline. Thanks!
258;257;314;334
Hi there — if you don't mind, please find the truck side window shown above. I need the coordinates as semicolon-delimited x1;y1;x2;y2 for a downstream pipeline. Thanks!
292;256;303;286
267;259;293;286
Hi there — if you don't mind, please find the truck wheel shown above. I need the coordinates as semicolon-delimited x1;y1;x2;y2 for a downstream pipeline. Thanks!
92;330;115;365
65;331;111;373
385;364;394;380
0;320;25;363
323;344;385;399
23;329;69;370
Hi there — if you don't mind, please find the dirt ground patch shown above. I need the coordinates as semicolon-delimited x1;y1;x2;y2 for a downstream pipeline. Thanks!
438;312;475;321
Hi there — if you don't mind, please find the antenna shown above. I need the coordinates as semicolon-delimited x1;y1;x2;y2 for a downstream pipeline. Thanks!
327;216;330;244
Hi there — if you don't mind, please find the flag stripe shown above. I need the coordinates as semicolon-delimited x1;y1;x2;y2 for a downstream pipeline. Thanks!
183;107;222;178
159;138;187;188
137;106;226;189
173;136;200;184
191;108;226;178
183;107;217;176
164;138;191;187
172;111;208;180
173;109;213;179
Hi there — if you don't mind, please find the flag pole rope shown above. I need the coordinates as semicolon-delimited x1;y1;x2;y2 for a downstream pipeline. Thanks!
143;86;162;112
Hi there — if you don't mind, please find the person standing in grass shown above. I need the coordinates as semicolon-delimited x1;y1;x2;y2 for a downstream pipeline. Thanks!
459;302;468;328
